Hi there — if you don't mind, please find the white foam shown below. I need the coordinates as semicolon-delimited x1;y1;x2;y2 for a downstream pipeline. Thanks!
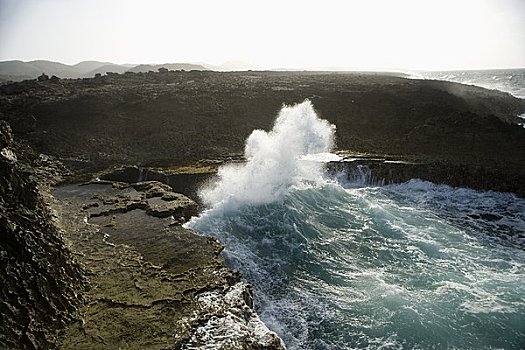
518;113;525;128
198;100;336;209
182;282;284;349
187;175;525;349
300;152;341;162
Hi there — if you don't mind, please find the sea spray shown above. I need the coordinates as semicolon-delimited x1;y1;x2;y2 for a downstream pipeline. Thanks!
186;101;525;349
198;99;336;208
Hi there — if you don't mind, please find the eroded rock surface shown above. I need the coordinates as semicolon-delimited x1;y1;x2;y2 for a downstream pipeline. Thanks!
1;119;284;349
52;180;284;349
327;156;525;197
2;71;524;173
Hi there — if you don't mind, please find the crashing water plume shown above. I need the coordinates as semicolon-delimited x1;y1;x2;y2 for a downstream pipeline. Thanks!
199;100;336;208
186;100;525;349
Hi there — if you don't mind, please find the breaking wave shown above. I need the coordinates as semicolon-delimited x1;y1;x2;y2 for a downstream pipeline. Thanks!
186;100;525;349
198;100;336;209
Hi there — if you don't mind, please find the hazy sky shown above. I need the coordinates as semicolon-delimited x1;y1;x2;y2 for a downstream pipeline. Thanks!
1;0;524;70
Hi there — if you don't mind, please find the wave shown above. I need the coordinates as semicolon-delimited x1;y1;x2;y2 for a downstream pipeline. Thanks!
186;101;525;349
196;99;336;210
188;181;525;349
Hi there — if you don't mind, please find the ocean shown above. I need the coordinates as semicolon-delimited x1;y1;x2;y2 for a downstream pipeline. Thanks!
186;101;525;349
414;68;525;99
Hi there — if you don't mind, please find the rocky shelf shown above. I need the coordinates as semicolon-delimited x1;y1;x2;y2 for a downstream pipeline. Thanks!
52;180;283;349
326;156;525;197
2;70;524;172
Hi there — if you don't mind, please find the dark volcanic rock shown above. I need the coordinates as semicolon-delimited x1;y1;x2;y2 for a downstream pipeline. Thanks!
37;73;49;82
0;123;85;349
98;165;216;202
327;158;525;197
83;179;199;221
0;120;14;148
1;71;524;175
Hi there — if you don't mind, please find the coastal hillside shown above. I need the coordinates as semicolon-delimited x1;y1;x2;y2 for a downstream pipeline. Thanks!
0;121;284;349
127;63;209;73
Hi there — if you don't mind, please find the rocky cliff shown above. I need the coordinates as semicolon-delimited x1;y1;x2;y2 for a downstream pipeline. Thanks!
0;121;85;349
1;70;524;199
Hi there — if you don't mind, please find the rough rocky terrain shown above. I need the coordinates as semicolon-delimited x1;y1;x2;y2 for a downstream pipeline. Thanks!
0;123;284;349
1;70;524;195
1;70;524;169
53;180;283;349
0;122;85;349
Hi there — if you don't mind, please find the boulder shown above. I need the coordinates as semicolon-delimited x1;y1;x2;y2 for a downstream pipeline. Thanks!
37;73;49;81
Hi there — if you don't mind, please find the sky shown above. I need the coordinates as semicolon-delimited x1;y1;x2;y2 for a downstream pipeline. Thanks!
0;0;524;71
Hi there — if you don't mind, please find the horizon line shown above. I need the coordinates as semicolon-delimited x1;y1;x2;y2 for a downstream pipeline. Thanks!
1;58;524;73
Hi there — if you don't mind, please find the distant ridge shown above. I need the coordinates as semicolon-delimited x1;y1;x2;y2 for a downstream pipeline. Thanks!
72;61;117;74
0;60;209;82
0;60;77;81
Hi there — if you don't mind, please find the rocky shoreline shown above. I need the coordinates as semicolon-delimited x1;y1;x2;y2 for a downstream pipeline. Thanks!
53;180;283;349
1;122;86;349
326;156;525;198
2;70;525;348
2;70;524;171
1;124;284;349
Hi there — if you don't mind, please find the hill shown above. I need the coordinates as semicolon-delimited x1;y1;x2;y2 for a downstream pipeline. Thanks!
71;60;116;74
86;63;130;76
0;60;76;81
0;60;118;81
0;60;209;82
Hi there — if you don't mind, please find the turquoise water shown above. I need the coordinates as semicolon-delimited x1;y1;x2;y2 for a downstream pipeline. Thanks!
186;100;525;349
189;179;525;349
